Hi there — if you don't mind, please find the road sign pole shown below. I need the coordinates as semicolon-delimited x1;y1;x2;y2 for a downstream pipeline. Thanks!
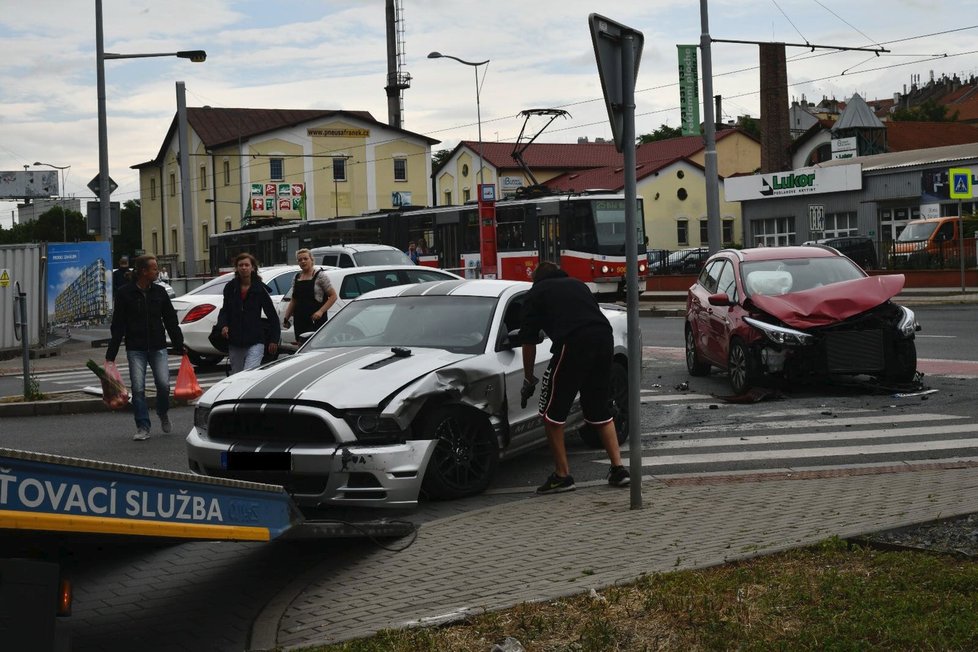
96;0;112;255
960;199;966;292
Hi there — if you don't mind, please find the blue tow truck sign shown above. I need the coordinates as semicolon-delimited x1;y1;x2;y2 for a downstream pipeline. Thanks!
0;448;300;541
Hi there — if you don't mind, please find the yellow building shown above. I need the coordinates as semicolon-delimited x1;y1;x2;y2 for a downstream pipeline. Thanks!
134;108;438;276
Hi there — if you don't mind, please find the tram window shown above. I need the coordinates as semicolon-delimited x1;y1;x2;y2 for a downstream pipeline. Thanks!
497;222;524;249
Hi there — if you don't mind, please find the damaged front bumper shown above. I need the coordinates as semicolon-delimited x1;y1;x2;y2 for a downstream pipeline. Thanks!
187;427;438;508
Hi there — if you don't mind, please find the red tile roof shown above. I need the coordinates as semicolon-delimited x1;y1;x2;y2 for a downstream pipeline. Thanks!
543;156;709;192
134;107;439;168
453;128;741;173
885;121;978;150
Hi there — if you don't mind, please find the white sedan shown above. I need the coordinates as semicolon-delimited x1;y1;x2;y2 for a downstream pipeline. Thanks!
276;265;463;348
173;265;301;366
186;279;631;508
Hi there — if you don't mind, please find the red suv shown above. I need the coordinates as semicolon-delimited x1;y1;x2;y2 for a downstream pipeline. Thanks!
685;246;920;394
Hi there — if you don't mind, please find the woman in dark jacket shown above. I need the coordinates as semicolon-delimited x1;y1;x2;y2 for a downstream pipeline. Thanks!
217;253;280;374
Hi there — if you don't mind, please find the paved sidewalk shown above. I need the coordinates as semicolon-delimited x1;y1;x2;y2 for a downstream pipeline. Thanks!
255;463;978;650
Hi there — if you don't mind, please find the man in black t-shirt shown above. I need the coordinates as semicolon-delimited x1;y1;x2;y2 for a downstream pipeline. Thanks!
518;261;630;494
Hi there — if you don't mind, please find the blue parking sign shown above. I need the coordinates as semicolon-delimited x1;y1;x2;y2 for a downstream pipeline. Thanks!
949;167;972;199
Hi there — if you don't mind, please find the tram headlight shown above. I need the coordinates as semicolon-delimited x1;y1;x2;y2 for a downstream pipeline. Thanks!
639;262;647;273
600;265;610;274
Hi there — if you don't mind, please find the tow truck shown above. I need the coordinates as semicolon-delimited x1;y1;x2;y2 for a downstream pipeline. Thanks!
0;447;412;651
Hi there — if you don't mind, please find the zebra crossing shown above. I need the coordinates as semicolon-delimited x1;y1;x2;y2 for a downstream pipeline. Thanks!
625;387;978;478
26;361;229;394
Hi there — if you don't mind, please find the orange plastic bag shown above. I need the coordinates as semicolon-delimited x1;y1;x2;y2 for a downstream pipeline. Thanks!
174;353;203;400
86;359;130;410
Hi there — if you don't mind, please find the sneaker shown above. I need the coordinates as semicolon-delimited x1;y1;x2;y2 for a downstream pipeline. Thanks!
536;472;575;495
133;428;150;441
607;464;630;487
160;414;172;434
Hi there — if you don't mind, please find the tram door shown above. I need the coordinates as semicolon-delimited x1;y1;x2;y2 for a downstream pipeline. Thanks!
538;214;560;264
436;223;460;271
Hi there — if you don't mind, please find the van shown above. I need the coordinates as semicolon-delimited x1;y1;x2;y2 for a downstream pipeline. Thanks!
803;235;878;270
892;216;978;265
308;243;413;268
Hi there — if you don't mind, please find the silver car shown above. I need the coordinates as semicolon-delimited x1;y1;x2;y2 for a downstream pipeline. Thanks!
186;279;631;508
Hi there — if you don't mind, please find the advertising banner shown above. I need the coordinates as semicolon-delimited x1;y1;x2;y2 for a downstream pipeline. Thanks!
678;45;700;136
46;242;112;326
249;182;305;218
724;164;862;201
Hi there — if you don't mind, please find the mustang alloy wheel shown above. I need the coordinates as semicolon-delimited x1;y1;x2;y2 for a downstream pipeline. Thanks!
420;405;498;500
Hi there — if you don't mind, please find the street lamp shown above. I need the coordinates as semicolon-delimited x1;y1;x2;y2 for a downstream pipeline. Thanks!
428;51;498;278
33;162;70;241
427;52;489;190
96;0;205;260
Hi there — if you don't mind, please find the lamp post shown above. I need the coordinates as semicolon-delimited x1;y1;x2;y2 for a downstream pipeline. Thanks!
427;52;489;190
96;0;205;259
33;162;70;241
428;51;498;277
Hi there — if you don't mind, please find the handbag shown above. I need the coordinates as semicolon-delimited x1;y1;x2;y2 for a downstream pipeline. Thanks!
208;323;229;353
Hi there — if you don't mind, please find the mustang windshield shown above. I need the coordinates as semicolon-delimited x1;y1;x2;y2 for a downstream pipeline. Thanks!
305;295;497;354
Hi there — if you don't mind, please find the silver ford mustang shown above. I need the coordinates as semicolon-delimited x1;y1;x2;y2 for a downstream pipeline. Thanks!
186;279;631;508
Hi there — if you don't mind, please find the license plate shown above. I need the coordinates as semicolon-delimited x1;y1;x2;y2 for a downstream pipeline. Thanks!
221;451;291;471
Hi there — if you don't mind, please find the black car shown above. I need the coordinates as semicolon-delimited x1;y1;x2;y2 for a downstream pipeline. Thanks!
651;247;709;275
803;236;878;270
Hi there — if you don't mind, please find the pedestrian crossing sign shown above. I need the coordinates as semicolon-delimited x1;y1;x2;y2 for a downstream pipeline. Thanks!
949;167;972;199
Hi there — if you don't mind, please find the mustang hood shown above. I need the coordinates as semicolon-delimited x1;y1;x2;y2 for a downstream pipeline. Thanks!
203;346;473;408
750;274;905;329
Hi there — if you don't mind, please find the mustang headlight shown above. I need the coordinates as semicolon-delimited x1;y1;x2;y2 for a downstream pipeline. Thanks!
744;316;814;346
194;405;210;432
897;306;919;337
344;411;405;444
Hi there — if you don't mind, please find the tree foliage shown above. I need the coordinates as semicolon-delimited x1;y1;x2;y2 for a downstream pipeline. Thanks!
432;149;452;170
891;99;959;122
0;206;89;245
114;199;143;262
638;124;683;144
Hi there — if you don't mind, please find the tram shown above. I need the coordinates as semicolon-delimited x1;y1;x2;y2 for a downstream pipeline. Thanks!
208;192;646;293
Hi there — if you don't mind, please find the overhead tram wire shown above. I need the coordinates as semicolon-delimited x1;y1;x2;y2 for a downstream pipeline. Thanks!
170;24;978;197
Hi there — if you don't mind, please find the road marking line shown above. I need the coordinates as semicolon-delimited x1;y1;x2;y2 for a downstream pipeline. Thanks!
646;413;963;437
641;422;977;451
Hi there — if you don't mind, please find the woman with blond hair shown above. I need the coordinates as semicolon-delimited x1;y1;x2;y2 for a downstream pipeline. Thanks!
282;248;337;344
216;253;280;374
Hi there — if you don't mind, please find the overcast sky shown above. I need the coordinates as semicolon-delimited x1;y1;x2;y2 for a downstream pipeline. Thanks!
2;0;976;229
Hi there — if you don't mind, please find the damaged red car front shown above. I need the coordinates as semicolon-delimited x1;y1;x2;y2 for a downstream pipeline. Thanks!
685;246;921;395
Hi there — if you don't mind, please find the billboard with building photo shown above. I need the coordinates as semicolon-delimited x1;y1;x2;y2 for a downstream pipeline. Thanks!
46;242;111;326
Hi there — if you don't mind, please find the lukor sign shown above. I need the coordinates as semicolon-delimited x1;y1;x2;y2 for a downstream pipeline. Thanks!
725;163;862;201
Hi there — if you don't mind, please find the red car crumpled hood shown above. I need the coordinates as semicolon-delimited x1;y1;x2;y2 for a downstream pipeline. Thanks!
749;274;905;329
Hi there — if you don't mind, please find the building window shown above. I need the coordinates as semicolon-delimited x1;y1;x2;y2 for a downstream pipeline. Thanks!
462;164;469;177
751;216;796;247
677;188;688;201
270;158;284;181
151;232;158;255
201;223;208;254
462;188;471;203
223;160;230;186
199;165;207;190
225;219;232;233
722;219;734;245
444;190;452;205
699;219;708;245
169;173;176;197
394;158;407;182
332;157;347;181
171;227;179;253
150;178;157;200
825;211;858;238
677;219;689;246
